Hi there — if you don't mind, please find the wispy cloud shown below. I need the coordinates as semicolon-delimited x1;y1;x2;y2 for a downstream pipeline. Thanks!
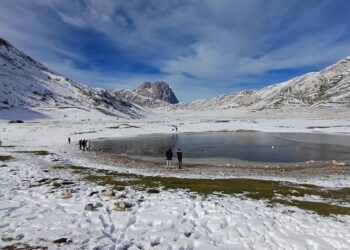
0;0;349;101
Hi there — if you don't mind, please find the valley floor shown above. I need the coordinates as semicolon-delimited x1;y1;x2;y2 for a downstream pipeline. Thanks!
1;107;350;249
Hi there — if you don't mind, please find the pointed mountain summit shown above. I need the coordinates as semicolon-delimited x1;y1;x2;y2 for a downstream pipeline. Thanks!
134;81;179;104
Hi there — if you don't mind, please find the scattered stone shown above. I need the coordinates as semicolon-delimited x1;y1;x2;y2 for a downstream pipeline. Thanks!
2;234;14;242
89;191;99;197
332;160;346;166
43;169;49;173
62;188;72;199
15;234;24;240
184;231;192;238
49;181;61;188
114;193;128;199
113;201;133;211
53;238;72;244
37;178;50;183
150;240;160;247
147;188;160;194
85;203;103;211
61;181;75;186
290;190;300;195
85;203;96;211
102;189;115;197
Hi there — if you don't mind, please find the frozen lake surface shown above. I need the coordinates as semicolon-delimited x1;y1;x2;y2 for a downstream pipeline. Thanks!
92;132;350;163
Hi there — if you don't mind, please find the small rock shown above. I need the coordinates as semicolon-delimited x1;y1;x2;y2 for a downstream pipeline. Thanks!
147;189;160;194
53;238;72;244
15;234;24;240
2;234;14;242
62;188;72;199
38;178;50;183
113;201;133;211
85;203;96;211
332;160;346;166
85;203;103;211
61;181;75;185
62;188;72;196
102;189;115;197
43;169;49;173
49;181;61;188
114;193;128;199
89;191;99;197
184;231;192;238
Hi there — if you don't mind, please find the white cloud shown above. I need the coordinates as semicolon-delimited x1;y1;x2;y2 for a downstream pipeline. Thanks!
0;0;350;100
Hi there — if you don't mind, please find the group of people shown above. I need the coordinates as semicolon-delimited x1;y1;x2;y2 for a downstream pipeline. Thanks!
165;147;182;169
79;139;90;151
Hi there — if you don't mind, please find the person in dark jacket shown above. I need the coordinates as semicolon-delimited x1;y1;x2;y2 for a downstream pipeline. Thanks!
165;147;173;169
176;148;183;169
79;139;82;150
68;137;71;144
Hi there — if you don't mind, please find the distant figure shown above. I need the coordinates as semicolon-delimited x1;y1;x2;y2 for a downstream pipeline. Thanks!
79;139;82;150
165;147;173;169
175;126;178;132
176;148;182;169
82;139;86;151
68;137;71;144
87;140;90;151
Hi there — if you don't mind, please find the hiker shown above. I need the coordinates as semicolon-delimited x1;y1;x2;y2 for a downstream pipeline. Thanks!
165;147;173;169
79;139;82;150
176;148;183;169
82;139;86;151
68;137;71;144
86;140;90;151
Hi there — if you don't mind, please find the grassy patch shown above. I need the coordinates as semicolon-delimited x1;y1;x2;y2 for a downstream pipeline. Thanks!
2;243;47;250
15;150;51;156
272;199;350;216
0;155;13;161
57;165;350;216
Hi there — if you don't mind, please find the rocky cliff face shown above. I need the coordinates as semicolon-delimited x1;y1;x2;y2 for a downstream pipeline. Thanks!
0;38;146;118
134;81;179;104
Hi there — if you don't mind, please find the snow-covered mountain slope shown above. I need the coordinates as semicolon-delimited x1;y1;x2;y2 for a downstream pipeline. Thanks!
178;56;350;110
0;38;147;119
113;81;178;108
112;89;171;108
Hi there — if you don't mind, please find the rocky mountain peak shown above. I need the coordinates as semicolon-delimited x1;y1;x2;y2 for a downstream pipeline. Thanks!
134;81;179;104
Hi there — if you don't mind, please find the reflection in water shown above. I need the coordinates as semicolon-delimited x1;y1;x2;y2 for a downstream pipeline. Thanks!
92;132;350;163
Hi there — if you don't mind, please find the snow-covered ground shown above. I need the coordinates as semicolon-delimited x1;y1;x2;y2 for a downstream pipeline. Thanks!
1;107;350;249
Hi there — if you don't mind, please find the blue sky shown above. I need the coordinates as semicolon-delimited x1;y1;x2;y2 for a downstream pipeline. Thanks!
1;0;350;101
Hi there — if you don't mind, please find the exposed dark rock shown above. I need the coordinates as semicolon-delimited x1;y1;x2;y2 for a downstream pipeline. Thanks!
134;81;179;104
53;238;72;244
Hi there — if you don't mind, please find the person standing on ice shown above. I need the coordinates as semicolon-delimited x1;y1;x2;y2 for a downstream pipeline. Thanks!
79;139;82;150
176;148;182;169
68;137;71;144
165;147;173;169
